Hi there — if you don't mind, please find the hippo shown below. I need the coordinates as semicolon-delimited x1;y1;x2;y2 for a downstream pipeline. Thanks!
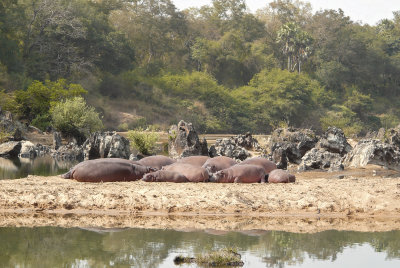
202;156;237;174
213;164;266;183
163;163;209;182
61;158;156;182
268;169;296;183
238;157;277;174
142;170;189;183
177;155;210;167
137;155;176;170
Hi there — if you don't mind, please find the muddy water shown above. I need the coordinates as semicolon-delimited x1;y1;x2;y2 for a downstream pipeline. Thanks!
0;227;400;267
0;156;77;180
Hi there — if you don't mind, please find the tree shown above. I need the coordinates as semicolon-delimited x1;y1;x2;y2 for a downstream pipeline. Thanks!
276;22;313;72
52;96;103;137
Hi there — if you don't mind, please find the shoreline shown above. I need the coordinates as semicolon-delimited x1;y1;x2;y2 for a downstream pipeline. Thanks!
1;166;400;233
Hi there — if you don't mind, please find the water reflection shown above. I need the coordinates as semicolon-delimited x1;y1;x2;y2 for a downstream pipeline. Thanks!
0;156;78;180
0;227;399;267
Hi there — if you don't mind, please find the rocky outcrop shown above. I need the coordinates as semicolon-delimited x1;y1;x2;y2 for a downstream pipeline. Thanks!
52;143;84;161
267;127;318;168
0;109;27;141
316;127;352;155
82;131;131;160
18;141;51;158
385;127;400;149
53;132;62;150
0;141;21;158
209;138;250;160
168;121;208;158
298;148;344;172
231;132;262;151
343;140;400;171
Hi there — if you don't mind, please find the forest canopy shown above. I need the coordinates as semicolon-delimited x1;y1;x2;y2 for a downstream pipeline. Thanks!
1;0;400;135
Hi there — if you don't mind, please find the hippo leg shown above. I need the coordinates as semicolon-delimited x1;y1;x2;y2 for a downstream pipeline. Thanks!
260;176;266;183
234;177;241;183
61;170;72;179
265;174;269;183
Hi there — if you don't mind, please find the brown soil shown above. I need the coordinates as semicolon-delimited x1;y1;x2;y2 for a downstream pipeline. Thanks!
1;166;400;232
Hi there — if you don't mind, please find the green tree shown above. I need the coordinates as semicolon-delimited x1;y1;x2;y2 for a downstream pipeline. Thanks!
127;128;159;155
52;96;103;137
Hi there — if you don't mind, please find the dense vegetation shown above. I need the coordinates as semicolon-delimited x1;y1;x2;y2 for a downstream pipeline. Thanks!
1;0;400;136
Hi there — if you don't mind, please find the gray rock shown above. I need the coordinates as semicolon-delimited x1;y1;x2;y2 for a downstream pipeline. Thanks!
52;142;84;161
53;132;62;150
317;127;352;155
298;148;344;172
209;138;250;160
82;131;131;160
267;127;318;165
18;141;37;158
0;110;27;141
232;132;262;151
386;128;400;149
168;120;208;158
267;147;288;169
343;139;400;171
0;141;21;158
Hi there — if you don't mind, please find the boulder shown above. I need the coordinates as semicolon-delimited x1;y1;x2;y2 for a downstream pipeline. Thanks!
209;138;250;160
52;142;84;161
385;128;400;149
18;141;37;158
0;141;21;158
267;127;318;165
231;132;262;151
0;110;27;141
53;132;62;150
82;131;131;160
298;148;344;172
316;127;352;155
168;120;208;158
267;146;288;170
343;139;400;171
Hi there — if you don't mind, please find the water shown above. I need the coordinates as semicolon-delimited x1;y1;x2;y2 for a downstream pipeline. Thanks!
0;156;78;180
0;227;399;267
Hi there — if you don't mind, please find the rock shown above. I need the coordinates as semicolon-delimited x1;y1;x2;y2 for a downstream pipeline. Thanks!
267;146;288;169
386;128;400;149
168;120;208;158
53;132;62;150
18;141;37;158
343;139;400;171
316;127;352;155
232;132;262;151
267;127;318;165
209;138;250;160
52;142;84;161
0;110;27;141
0;141;21;158
298;148;344;172
82;131;131;160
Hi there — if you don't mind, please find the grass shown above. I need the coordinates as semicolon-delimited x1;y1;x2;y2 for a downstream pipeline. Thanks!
173;247;244;266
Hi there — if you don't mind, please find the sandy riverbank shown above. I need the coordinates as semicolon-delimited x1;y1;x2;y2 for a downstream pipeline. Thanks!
1;166;400;232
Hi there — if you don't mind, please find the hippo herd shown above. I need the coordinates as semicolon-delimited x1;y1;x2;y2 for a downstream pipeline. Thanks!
61;155;296;184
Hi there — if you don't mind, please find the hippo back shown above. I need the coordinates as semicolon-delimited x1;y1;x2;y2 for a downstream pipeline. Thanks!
238;157;277;174
177;156;210;167
138;155;176;170
163;163;209;182
268;169;296;183
202;156;236;173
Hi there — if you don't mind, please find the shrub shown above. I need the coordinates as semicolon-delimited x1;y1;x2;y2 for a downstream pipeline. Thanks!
0;126;12;143
52;97;103;137
127;128;159;155
31;114;52;132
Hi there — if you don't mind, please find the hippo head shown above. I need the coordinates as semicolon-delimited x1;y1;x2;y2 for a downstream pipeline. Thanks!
205;164;217;174
213;170;227;183
142;172;156;182
147;166;158;173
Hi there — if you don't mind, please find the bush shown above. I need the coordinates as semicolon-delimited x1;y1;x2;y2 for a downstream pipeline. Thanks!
52;97;103;137
320;105;363;136
31;114;52;132
127;128;159;155
0;126;12;143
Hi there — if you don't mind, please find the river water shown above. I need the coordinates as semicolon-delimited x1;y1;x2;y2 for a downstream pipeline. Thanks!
0;156;77;180
0;227;399;267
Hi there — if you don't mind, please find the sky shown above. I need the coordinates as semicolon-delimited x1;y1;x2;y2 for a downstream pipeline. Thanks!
172;0;400;25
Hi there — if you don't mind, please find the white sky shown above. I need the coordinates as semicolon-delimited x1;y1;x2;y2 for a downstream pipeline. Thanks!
172;0;400;25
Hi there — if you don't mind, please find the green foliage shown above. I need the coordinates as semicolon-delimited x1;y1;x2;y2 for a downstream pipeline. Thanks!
127;128;159;155
51;97;103;136
31;114;52;132
14;79;87;121
320;105;363;136
0;126;12;143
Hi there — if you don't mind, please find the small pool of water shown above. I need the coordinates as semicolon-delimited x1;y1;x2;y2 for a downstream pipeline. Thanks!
0;156;78;180
0;227;399;267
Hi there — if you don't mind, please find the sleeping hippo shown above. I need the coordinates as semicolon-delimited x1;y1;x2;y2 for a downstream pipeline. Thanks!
238;157;277;174
212;164;266;183
202;156;237;173
61;158;156;182
162;163;209;182
268;169;296;183
177;155;210;167
137;155;176;170
142;170;189;183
